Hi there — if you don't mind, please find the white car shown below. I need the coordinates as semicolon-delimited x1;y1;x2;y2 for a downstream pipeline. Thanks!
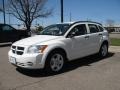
8;21;109;72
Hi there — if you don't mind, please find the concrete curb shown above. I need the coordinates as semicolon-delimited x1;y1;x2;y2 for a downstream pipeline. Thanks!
109;46;120;53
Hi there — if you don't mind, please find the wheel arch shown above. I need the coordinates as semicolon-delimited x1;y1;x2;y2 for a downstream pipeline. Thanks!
43;47;68;72
101;40;109;47
99;40;109;52
41;47;68;68
98;40;109;57
46;47;68;61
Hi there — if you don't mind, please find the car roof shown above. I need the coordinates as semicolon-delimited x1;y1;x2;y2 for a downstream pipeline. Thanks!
0;23;10;26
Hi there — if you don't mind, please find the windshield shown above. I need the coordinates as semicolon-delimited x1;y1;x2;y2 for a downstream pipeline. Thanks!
40;24;70;36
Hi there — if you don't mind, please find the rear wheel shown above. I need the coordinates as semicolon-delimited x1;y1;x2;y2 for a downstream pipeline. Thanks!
45;50;65;73
99;43;108;58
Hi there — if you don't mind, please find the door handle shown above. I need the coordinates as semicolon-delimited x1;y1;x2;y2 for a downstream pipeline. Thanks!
84;36;89;39
98;33;102;36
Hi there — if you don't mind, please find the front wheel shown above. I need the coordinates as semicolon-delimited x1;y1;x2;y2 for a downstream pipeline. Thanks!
99;43;108;58
45;51;65;73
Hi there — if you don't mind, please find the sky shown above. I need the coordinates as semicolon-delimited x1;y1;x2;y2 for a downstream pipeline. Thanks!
0;0;120;28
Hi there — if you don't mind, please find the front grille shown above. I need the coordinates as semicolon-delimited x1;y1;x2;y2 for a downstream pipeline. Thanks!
16;51;23;55
17;47;24;50
12;46;24;55
12;46;16;49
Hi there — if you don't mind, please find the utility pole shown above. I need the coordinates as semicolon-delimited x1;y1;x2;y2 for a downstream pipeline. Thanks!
9;12;10;25
70;12;72;22
3;0;6;24
60;0;64;23
8;8;10;25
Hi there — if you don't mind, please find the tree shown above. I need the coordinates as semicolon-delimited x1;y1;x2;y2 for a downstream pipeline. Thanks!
0;7;3;13
0;2;3;12
8;0;52;32
0;8;2;12
32;25;44;34
37;25;44;32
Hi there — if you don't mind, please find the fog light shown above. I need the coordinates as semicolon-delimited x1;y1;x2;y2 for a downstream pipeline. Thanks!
27;62;33;66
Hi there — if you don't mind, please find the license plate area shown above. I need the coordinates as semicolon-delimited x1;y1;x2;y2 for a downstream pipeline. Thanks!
10;57;16;64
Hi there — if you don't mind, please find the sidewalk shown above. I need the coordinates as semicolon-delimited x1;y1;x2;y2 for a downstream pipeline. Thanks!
109;46;120;53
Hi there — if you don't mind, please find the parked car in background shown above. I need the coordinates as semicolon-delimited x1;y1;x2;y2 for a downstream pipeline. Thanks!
8;21;109;73
0;24;29;43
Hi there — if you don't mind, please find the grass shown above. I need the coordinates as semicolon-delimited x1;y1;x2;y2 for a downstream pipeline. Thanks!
110;38;120;46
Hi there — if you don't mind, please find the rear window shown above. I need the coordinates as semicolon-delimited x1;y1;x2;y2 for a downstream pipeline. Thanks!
98;26;104;32
88;24;99;33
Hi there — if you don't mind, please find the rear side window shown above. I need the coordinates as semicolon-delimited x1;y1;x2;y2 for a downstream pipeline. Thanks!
88;24;99;33
98;26;104;32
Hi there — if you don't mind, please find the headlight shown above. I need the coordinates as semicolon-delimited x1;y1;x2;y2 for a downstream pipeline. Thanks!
27;45;48;54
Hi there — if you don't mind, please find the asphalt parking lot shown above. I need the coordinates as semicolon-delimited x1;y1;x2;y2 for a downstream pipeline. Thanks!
0;43;120;90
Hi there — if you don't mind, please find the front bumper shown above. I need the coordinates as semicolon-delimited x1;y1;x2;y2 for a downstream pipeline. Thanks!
8;50;45;69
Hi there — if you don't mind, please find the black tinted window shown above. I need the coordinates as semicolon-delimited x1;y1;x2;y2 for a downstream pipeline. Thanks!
98;26;104;32
88;24;99;33
2;25;13;31
69;24;87;36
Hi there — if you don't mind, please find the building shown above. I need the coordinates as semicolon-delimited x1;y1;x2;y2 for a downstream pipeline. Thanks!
104;24;120;33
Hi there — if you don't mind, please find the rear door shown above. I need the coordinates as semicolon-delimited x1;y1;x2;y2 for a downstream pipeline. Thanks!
87;24;102;53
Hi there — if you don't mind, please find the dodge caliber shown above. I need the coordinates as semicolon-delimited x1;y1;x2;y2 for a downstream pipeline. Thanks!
8;21;109;72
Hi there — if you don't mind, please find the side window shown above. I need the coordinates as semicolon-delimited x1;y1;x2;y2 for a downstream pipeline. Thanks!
2;25;13;31
88;24;99;33
69;24;87;36
98;26;104;32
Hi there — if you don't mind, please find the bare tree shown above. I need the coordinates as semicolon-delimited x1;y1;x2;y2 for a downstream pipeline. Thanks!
8;0;52;32
0;9;2;12
0;8;3;12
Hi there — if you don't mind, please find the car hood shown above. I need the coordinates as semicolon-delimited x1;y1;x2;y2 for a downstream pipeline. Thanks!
13;35;61;46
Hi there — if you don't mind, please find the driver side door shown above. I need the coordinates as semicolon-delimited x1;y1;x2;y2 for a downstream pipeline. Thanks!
2;25;17;42
0;25;4;43
66;24;90;60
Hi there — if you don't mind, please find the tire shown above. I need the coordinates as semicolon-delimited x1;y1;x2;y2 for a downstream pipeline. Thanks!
45;50;65;73
99;43;108;58
27;31;32;37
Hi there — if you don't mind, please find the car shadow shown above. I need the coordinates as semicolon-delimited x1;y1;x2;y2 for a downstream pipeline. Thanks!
16;52;115;77
0;43;11;47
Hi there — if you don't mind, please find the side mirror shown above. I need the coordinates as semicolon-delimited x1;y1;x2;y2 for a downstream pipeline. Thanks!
67;32;76;38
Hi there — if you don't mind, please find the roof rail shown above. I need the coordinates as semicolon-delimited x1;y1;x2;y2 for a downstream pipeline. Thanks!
72;21;102;25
